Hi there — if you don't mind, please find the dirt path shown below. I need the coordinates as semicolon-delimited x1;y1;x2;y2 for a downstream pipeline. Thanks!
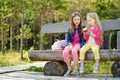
0;71;120;80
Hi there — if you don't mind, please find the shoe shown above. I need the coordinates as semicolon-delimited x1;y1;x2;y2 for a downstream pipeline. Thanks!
79;65;84;73
93;64;99;73
76;70;80;77
64;70;72;77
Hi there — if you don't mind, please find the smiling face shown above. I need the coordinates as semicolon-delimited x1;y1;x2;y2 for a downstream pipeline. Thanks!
73;15;81;26
87;16;96;27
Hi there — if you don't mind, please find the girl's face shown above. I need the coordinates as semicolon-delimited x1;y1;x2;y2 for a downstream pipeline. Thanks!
73;15;81;26
87;16;95;27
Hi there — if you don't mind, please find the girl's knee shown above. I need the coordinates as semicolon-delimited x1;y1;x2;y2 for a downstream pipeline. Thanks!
63;49;70;54
92;45;99;50
71;49;77;53
93;47;99;50
80;48;86;53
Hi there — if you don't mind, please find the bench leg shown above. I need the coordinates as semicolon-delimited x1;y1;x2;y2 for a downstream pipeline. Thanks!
43;61;67;76
111;61;120;77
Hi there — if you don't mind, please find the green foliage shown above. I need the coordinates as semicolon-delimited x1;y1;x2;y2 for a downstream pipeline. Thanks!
111;31;117;49
24;66;43;72
0;51;31;67
95;0;120;19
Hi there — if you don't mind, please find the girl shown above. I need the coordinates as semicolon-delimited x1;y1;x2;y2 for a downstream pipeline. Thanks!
63;11;84;77
79;12;103;73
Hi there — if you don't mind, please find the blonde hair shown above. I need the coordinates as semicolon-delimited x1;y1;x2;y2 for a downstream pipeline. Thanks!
87;12;103;43
87;12;102;29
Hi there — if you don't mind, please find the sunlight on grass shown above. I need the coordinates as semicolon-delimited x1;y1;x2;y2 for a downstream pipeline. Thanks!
71;61;113;74
84;61;113;74
0;51;31;67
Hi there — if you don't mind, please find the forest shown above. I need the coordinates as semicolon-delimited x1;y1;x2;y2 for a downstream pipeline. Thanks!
0;0;120;55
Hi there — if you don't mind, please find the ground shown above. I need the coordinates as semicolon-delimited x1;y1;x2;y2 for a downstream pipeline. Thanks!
0;62;120;80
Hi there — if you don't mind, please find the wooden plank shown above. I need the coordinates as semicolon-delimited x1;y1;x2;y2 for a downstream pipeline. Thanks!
41;22;70;33
29;49;120;61
117;31;120;49
41;19;120;33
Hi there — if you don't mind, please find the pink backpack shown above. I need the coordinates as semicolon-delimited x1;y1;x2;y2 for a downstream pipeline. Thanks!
51;40;68;50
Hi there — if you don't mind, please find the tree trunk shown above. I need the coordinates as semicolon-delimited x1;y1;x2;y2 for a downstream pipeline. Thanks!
20;0;24;60
39;11;44;50
10;16;13;53
1;27;5;54
111;61;120;77
29;50;120;61
43;61;67;76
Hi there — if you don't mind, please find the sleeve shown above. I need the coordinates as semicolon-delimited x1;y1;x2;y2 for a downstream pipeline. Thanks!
84;33;89;41
94;28;102;40
80;34;84;48
66;28;72;43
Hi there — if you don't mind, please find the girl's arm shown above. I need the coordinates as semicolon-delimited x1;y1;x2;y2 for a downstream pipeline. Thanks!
84;33;89;41
80;35;85;47
92;28;102;40
66;28;72;43
83;26;90;41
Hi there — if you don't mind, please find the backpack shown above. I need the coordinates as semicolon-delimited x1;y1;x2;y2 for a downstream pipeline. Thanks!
51;40;68;50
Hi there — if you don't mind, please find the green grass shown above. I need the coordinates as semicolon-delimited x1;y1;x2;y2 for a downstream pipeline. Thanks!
24;61;114;74
71;61;114;74
24;66;43;72
0;50;31;67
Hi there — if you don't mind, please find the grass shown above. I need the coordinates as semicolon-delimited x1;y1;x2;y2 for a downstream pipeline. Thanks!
0;50;31;67
71;61;114;74
24;61;113;74
24;66;43;72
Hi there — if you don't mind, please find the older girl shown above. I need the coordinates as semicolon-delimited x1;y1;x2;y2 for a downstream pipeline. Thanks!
63;11;84;77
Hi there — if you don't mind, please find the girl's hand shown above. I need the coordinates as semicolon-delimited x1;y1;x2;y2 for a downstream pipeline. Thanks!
90;32;96;37
83;28;90;35
69;45;73;50
82;27;88;32
68;43;73;49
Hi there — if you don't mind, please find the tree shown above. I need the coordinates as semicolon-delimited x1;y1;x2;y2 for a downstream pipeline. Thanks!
95;0;120;19
0;0;12;54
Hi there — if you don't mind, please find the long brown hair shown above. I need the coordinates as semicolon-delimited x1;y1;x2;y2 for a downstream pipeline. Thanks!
70;11;82;36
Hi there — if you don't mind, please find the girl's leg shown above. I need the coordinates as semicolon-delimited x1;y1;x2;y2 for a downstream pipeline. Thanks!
63;46;72;76
71;44;80;70
63;45;72;70
79;44;91;73
71;44;80;76
80;44;91;60
93;60;100;73
91;44;100;73
91;44;100;60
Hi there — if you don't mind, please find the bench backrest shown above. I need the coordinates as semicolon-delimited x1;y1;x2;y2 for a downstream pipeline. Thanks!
41;19;120;49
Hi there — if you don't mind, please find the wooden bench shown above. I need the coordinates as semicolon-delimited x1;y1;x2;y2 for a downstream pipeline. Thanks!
29;49;120;76
28;19;120;77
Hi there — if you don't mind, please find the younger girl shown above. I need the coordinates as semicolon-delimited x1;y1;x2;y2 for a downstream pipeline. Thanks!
63;11;84;77
79;12;103;73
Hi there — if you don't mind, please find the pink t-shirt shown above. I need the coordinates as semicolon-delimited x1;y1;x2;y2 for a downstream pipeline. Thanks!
73;30;80;46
